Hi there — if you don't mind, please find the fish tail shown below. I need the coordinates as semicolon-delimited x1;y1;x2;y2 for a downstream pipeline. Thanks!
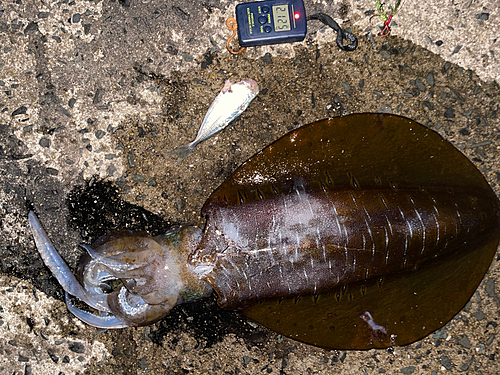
169;142;196;165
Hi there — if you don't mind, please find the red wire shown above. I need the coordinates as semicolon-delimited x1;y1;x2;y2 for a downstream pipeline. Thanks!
378;14;393;36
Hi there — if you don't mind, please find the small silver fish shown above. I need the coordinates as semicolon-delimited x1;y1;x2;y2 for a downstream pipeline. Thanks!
170;78;259;164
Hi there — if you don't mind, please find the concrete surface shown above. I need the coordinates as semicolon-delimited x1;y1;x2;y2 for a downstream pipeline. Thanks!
0;0;499;374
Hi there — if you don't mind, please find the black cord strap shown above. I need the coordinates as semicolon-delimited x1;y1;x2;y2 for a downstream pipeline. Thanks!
307;13;358;52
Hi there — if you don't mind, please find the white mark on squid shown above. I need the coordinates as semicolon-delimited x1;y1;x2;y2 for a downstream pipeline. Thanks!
403;235;408;268
344;244;349;269
342;222;350;253
268;216;274;248
363;206;372;221
324;192;342;245
454;204;460;236
306;194;314;216
316;226;323;258
379;193;388;208
384;227;390;266
220;263;230;275
349;191;358;208
282;195;288;215
248;247;274;254
454;202;462;225
363;217;375;257
398;206;413;239
432;198;440;216
295;231;300;260
279;231;285;255
295;184;302;196
241;268;249;281
226;257;243;279
385;215;393;236
360;311;387;334
410;196;426;254
254;214;259;247
432;212;440;245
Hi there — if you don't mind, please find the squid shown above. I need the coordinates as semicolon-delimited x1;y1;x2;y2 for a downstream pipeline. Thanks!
29;114;500;349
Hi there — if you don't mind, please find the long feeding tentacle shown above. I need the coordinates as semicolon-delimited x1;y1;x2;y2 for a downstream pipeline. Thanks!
28;211;113;314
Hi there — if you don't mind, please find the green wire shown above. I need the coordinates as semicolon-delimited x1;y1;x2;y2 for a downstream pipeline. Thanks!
374;0;403;22
375;0;388;22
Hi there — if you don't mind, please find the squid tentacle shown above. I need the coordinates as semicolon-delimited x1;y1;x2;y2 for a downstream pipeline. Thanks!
28;211;113;314
65;292;128;328
78;259;115;294
79;243;147;272
29;211;211;328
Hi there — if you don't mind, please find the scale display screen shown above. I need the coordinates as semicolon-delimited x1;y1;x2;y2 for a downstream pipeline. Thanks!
272;5;291;32
236;0;306;47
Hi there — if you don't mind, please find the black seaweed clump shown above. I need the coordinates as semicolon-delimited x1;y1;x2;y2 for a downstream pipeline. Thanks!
66;178;175;243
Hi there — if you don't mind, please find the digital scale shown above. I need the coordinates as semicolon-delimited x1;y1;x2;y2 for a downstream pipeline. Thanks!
235;0;307;47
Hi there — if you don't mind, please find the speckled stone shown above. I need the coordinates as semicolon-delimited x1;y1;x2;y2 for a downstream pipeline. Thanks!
485;278;496;297
95;130;106;139
12;106;27;116
45;168;59;176
47;348;59;363
181;52;194;62
415;79;426;92
471;311;486;320
444;107;455;118
425;72;435;86
68;342;85;354
378;105;392;114
432;328;448;339
39;138;51;148
458;335;471;348
438;355;452;370
401;366;416;374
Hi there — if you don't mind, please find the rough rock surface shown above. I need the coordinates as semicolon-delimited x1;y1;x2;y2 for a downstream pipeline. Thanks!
0;0;498;374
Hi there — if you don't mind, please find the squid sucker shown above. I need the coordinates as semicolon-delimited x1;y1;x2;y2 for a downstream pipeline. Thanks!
29;114;500;350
